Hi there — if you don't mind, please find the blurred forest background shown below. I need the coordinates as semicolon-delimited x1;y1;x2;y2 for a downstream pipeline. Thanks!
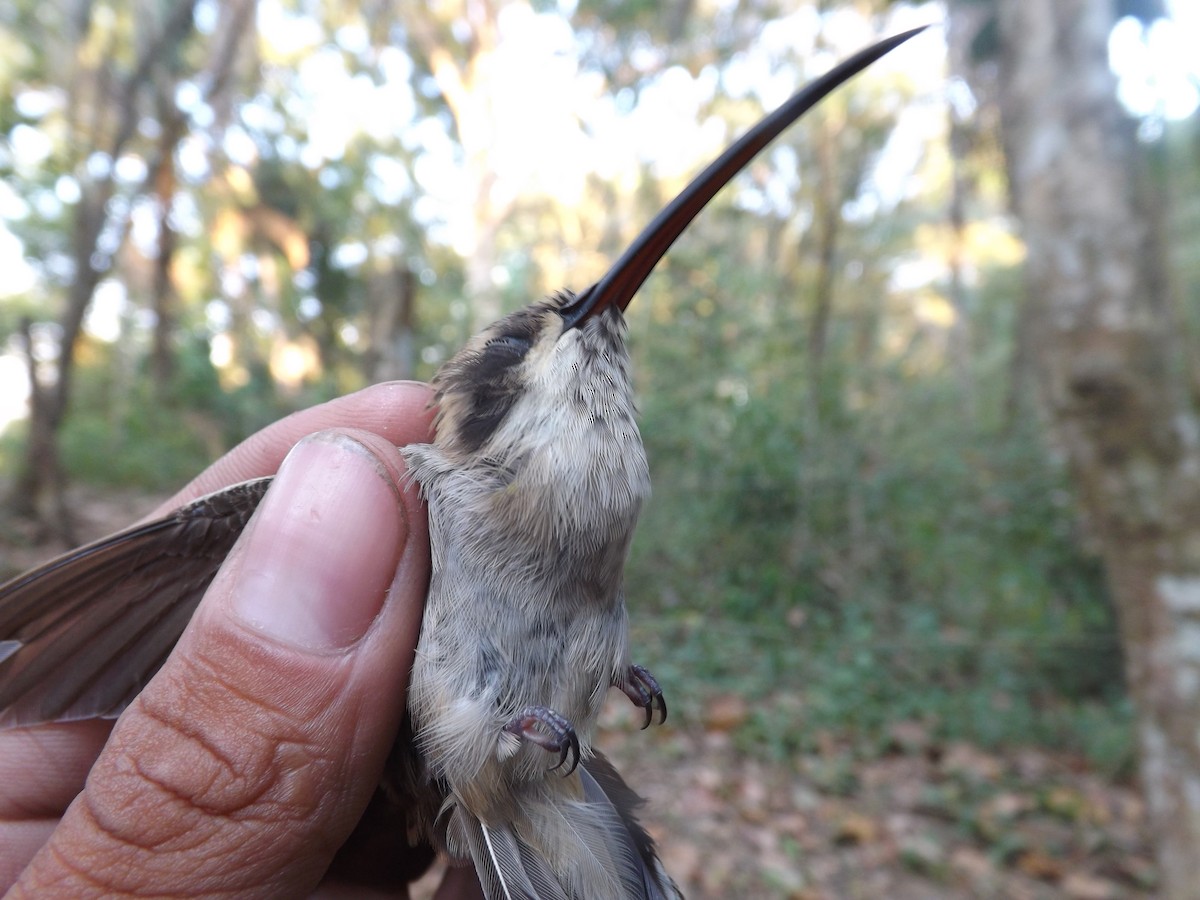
2;0;1199;897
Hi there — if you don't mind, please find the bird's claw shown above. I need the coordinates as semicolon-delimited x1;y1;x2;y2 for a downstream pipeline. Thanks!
503;705;581;776
617;663;667;728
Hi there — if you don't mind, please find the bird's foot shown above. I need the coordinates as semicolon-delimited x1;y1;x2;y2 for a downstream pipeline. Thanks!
503;706;581;775
616;663;667;728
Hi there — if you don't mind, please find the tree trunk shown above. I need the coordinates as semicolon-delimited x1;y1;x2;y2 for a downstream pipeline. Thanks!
805;111;842;427
944;20;976;424
13;187;112;541
150;108;183;390
364;264;418;383
992;1;1200;894
11;0;201;537
12;320;76;545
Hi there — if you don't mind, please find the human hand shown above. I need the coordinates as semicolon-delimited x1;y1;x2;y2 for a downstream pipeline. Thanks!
0;382;478;897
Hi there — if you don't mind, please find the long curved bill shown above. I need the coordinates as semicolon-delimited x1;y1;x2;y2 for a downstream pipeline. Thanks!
560;25;926;330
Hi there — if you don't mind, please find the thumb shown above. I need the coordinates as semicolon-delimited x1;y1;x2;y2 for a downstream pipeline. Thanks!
12;430;430;898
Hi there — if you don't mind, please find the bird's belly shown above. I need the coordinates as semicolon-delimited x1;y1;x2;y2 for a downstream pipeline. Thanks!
408;573;627;795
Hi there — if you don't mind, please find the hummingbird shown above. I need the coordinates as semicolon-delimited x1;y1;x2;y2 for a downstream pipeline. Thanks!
0;28;923;899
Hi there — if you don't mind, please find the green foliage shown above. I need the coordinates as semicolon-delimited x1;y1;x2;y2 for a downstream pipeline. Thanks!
625;252;1129;773
60;400;213;491
55;337;310;491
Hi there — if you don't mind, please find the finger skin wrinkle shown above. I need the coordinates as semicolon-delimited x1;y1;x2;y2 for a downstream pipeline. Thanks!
32;825;261;899
114;674;331;829
39;837;150;898
61;706;330;896
59;664;343;893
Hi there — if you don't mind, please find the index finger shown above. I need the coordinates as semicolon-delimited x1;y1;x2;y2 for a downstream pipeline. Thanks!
150;380;436;517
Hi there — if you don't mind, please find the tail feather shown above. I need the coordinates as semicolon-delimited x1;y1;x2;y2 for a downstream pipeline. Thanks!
524;786;635;897
438;755;682;900
577;756;680;900
445;802;568;900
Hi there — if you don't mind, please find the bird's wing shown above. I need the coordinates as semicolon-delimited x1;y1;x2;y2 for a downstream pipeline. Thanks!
0;478;271;728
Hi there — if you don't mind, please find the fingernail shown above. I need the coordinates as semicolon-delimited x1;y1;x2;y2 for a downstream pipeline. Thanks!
230;432;407;651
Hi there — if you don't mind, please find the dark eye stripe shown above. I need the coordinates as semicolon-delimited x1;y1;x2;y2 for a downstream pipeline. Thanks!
436;304;549;454
454;338;534;453
458;381;520;453
486;334;533;355
473;335;529;383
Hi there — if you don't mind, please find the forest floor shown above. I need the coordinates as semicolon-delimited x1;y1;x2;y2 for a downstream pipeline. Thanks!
409;700;1155;899
594;705;1155;899
2;490;1157;900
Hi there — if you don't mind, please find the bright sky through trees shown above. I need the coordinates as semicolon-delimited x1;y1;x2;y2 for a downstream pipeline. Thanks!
1110;0;1199;126
0;2;1196;432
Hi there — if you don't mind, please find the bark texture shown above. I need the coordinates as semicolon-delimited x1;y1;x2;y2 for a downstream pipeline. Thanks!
992;1;1200;895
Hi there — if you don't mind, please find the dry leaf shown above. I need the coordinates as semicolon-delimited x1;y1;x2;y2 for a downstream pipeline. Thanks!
834;812;879;845
1062;872;1121;899
1016;849;1066;881
703;693;749;732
